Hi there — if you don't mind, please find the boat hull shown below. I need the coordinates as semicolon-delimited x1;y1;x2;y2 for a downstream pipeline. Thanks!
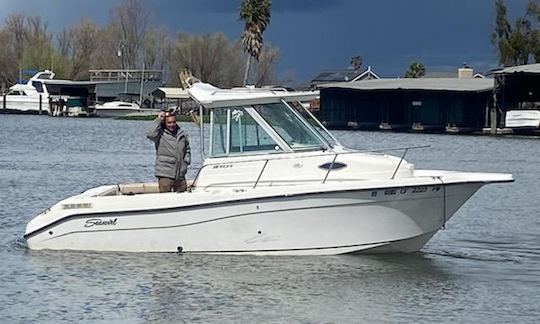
505;110;540;130
96;108;160;118
1;97;49;115
95;108;140;118
25;182;482;255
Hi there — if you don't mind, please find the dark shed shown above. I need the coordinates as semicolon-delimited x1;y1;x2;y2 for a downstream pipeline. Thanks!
41;80;99;116
317;78;494;133
493;63;540;109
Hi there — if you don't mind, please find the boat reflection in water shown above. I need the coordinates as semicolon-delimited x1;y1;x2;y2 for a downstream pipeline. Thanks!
24;82;513;255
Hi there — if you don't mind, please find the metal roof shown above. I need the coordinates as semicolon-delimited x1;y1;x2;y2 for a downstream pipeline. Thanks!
311;69;362;83
152;87;190;99
94;80;162;98
318;78;494;92
422;71;458;78
42;79;99;86
495;63;540;74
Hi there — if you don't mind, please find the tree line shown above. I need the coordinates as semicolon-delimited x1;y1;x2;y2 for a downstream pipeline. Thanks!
0;0;279;91
492;0;540;66
397;0;540;79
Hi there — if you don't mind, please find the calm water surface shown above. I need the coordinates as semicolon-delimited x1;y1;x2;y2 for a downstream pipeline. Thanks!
0;115;538;323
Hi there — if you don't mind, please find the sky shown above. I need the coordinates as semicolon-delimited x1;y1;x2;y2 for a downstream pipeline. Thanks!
0;0;533;83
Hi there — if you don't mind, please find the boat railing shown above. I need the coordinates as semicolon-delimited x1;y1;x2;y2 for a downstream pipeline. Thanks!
189;145;430;190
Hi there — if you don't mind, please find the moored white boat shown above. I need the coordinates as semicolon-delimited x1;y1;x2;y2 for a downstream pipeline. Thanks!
1;70;54;114
505;110;540;130
95;100;160;118
24;82;514;255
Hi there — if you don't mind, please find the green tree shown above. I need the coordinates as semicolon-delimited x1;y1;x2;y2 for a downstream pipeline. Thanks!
58;18;100;80
253;45;279;87
239;0;272;86
0;29;18;89
0;14;54;85
350;55;363;71
492;0;540;66
404;62;426;78
109;0;149;69
170;32;244;88
526;0;540;61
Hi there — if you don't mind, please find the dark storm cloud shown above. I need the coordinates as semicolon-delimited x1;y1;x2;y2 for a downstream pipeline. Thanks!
271;0;346;13
155;0;344;14
0;0;534;81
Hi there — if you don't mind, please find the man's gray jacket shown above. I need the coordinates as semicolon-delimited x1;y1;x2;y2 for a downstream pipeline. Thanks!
146;118;191;180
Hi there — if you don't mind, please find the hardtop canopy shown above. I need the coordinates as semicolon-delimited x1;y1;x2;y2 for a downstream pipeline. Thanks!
188;83;319;109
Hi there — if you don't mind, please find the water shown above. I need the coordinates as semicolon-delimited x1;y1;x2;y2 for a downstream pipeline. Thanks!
1;115;539;323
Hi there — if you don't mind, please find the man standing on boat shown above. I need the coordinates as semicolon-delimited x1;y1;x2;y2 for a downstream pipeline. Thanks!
146;111;191;192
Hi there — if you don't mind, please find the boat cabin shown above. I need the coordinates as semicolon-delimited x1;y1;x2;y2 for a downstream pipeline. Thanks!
188;83;333;158
98;82;414;196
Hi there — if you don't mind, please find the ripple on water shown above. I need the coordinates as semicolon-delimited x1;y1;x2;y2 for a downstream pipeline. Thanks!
1;116;539;323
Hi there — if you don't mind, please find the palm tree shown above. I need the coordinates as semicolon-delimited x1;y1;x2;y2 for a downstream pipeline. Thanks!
404;62;426;78
239;0;272;86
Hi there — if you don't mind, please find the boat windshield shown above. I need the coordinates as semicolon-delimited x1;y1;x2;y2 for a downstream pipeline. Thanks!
252;102;327;151
31;81;44;93
286;100;338;147
207;101;332;157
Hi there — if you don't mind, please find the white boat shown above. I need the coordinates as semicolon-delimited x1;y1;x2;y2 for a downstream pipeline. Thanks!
1;70;54;114
505;110;540;130
24;82;514;255
95;100;141;117
95;100;160;118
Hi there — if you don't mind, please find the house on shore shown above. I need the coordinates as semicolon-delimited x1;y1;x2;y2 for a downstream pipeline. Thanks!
151;87;193;113
310;66;380;90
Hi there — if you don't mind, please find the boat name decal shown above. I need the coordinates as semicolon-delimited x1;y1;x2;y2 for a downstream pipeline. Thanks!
212;164;233;169
84;218;118;228
62;203;92;210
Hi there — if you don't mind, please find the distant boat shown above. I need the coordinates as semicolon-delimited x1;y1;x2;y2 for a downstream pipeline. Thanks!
1;70;54;114
505;110;540;132
95;100;160;118
95;100;142;118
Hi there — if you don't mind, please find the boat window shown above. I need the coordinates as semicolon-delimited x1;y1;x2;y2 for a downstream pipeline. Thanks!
67;98;85;107
252;102;324;151
31;81;44;93
8;90;22;95
286;100;338;147
210;107;282;157
37;73;53;80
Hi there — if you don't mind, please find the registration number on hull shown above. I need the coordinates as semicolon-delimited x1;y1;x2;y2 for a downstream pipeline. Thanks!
371;186;441;197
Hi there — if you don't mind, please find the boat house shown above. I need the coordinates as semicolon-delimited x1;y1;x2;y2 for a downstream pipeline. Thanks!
89;69;163;104
150;87;193;113
491;64;540;132
43;80;99;117
316;78;494;133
